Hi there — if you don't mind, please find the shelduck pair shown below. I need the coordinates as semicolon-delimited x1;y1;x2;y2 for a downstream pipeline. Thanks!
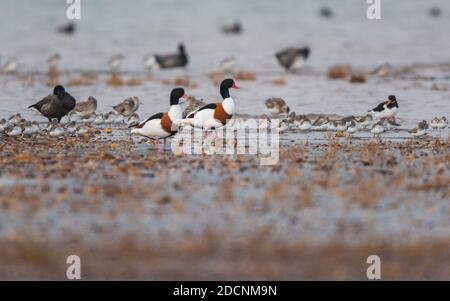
130;79;240;151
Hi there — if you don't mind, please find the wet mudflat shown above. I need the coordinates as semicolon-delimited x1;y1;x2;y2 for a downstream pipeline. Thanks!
0;127;448;279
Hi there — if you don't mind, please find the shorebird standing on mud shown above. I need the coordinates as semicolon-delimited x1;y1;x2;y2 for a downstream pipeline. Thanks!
220;56;236;74
408;120;428;138
182;96;206;118
2;58;17;74
356;114;373;128
369;95;399;122
370;121;385;139
113;97;140;117
109;54;124;73
265;98;290;115
130;88;189;152
70;96;97;119
127;113;140;128
430;116;447;130
47;53;60;70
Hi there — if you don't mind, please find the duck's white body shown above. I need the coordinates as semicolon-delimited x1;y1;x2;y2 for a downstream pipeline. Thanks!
131;104;182;138
371;106;398;120
183;97;235;129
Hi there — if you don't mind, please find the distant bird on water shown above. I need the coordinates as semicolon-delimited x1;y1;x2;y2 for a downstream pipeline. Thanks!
429;7;442;18
220;56;236;73
265;98;290;115
146;44;188;69
113;96;140;117
57;22;76;35
319;7;334;18
70;96;97;118
275;46;310;72
47;53;61;70
222;21;243;34
109;54;124;72
2;58;17;73
28;85;76;122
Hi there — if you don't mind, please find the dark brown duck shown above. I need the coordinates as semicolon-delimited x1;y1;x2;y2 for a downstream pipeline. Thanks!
28;85;76;122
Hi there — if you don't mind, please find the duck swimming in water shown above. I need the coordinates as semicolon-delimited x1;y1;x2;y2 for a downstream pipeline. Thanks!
275;46;310;72
146;44;188;70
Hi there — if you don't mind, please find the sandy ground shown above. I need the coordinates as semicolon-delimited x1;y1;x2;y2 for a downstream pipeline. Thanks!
0;118;448;279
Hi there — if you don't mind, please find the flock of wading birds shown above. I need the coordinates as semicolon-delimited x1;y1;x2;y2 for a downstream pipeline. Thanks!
0;78;448;152
0;38;448;150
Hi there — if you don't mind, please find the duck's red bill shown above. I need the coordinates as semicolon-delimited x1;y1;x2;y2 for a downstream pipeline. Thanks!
232;82;240;89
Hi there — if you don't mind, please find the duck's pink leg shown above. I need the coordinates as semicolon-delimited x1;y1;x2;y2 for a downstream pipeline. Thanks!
163;139;167;151
156;138;160;153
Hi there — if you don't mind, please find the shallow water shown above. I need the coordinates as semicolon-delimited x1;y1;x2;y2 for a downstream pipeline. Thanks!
0;1;449;127
1;0;450;71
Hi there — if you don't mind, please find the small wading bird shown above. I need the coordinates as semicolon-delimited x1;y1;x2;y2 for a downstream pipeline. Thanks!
346;121;358;134
2;58;17;73
47;53;61;70
265;98;290;115
28;85;76;122
370;121;385;139
130;88;189;152
275;46;310;72
408;120;428;138
356;114;373;128
70;96;97;119
127;113;140;128
182;79;240;136
113;96;140;117
430;116;447;130
220;56;236;73
109;54;124;72
48;119;65;137
182;96;206;118
145;44;188;70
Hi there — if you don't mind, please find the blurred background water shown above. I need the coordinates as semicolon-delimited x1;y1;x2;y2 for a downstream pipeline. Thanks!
0;0;449;128
0;0;449;72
